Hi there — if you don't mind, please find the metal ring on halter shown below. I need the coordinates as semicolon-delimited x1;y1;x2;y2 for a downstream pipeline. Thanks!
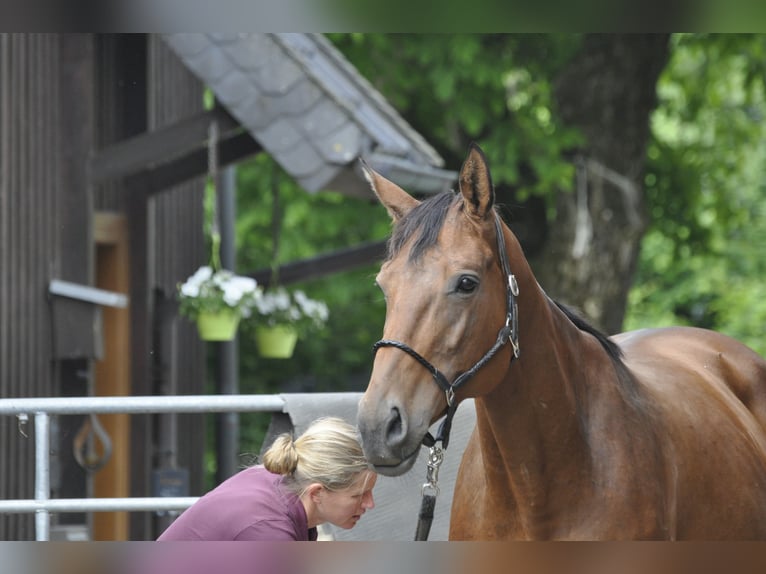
445;387;455;407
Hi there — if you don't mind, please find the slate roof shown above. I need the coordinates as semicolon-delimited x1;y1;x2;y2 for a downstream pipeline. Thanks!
162;33;457;198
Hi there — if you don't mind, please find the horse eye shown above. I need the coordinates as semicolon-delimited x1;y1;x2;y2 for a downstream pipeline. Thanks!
456;276;478;294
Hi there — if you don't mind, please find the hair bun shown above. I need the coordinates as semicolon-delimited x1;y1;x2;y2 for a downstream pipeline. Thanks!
261;434;299;475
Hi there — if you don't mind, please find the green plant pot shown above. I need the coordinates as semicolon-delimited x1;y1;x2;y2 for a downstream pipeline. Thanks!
196;310;240;341
255;324;298;358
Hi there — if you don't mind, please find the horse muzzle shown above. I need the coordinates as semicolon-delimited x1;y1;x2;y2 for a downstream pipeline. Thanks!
357;399;428;477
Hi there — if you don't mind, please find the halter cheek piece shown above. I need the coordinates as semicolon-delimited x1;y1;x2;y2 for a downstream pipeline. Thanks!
372;214;520;450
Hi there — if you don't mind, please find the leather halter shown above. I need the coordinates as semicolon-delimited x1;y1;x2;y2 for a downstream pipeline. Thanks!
372;213;520;450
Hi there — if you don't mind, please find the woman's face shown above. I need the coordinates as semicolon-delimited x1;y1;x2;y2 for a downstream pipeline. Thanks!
317;470;377;529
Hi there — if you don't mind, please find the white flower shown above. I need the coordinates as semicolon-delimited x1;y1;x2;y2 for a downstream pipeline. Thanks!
222;276;258;306
187;265;213;287
252;286;329;333
177;266;260;321
180;282;200;298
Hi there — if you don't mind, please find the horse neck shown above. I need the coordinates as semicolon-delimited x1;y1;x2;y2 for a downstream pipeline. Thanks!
473;246;618;532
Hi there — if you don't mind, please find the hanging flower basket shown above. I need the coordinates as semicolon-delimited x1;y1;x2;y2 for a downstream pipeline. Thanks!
255;324;299;358
251;287;329;358
177;266;260;342
196;309;241;342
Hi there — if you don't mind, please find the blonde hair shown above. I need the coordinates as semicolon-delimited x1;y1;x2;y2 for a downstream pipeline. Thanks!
261;417;371;495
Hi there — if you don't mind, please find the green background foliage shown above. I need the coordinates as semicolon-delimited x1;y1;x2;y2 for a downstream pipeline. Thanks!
625;34;766;355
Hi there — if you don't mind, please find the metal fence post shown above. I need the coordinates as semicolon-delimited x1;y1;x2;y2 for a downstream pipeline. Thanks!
34;412;50;541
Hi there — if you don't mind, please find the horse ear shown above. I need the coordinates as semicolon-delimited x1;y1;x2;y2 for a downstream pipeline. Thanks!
458;143;495;220
359;158;420;222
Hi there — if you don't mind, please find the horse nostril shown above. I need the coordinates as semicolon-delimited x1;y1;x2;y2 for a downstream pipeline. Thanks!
385;406;404;444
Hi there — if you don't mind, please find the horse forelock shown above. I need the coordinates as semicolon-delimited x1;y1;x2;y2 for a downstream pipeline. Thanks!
386;192;462;263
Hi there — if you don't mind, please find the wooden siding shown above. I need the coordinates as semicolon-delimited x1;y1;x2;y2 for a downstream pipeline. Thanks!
1;33;209;540
0;33;61;540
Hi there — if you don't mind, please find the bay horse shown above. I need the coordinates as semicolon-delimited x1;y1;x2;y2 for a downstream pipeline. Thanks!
356;143;766;540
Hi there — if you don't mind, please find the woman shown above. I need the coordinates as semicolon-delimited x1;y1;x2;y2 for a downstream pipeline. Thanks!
157;417;377;541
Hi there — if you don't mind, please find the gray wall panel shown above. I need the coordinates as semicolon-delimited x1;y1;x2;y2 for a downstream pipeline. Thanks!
0;33;61;540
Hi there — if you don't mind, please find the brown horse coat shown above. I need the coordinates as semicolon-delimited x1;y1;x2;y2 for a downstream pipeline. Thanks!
357;144;766;540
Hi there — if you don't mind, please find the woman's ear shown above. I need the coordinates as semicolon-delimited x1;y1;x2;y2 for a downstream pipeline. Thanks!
306;483;325;504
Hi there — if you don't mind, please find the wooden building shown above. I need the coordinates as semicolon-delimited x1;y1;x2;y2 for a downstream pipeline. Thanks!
0;33;453;541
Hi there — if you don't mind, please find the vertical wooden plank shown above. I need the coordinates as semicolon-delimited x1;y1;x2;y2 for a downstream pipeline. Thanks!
40;33;57;397
113;33;153;540
0;32;11;539
53;33;96;536
126;181;153;539
93;213;132;540
57;34;94;283
7;33;23;538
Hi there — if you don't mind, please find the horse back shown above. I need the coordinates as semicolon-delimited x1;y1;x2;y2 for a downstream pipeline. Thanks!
614;326;766;434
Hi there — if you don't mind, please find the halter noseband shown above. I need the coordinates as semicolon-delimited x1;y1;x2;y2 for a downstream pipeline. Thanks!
372;213;520;450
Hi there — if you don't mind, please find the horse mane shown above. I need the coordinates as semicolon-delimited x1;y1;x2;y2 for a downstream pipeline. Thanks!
552;300;624;361
553;300;649;413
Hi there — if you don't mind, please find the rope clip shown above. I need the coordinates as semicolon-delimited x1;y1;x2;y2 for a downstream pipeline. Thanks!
421;445;444;496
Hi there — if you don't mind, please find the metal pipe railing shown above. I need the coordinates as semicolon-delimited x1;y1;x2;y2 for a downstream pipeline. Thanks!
0;394;286;415
0;497;199;513
0;394;288;540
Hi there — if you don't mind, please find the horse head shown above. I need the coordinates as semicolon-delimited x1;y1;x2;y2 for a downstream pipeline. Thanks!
357;144;521;476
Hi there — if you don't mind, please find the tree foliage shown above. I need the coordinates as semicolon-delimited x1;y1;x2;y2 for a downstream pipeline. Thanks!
625;34;766;355
328;34;583;200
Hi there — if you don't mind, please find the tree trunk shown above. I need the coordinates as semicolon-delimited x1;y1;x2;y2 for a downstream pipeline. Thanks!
529;34;671;334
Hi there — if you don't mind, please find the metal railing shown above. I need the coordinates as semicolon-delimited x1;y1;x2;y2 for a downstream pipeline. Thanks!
0;394;288;540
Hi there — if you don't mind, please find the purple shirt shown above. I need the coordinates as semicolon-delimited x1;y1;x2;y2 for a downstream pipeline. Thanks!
157;466;318;541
